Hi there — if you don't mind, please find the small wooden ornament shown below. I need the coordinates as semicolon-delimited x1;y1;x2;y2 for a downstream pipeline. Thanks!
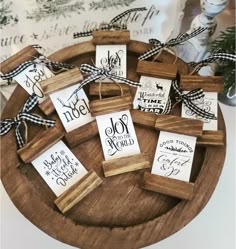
40;68;83;95
143;114;203;200
155;115;203;137
0;45;40;74
55;170;103;213
17;126;64;164
197;130;225;146
38;68;83;115
89;82;130;96
102;153;150;177
90;94;132;116
92;30;130;45
142;172;194;200
17;126;103;214
180;75;224;92
136;61;177;80
65;120;99;148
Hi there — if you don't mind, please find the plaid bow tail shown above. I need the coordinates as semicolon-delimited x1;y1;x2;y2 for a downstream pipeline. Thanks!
172;80;216;120
0;94;55;148
69;64;141;100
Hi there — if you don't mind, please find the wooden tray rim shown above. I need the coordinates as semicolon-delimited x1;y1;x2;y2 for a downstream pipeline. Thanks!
0;40;227;249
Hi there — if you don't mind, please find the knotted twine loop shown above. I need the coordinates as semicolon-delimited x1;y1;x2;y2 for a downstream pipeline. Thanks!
0;54;75;80
138;27;207;61
151;46;178;64
73;7;147;39
0;94;55;148
172;79;216;120
188;50;236;75
68;64;141;100
98;79;123;100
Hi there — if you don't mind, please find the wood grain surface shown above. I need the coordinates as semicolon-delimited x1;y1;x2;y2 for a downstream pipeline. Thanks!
40;68;83;95
0;40;226;249
155;115;203;137
92;30;130;45
65;120;99;148
142;172;194;200
180;75;225;92
102;153;150;177
0;45;40;74
38;97;55;116
89;82;130;96
90;94;132;116
55;170;103;214
137;60;177;79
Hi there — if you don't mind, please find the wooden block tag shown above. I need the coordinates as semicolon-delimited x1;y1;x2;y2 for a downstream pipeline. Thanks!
180;75;224;92
136;60;177;80
96;44;127;83
181;92;218;131
142;172;194;200
89;82;130;96
151;131;197;182
133;75;172;114
102;153;150;177
197;130;225;146
40;68;83;95
65;120;99;148
17;126;64;164
89;95;132;116
50;85;94;132
96;110;140;161
0;45;40;74
55;170;103;213
92;30;130;45
155;115;203;137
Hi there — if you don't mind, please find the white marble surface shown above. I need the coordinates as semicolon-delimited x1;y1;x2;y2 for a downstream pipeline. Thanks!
1;102;235;249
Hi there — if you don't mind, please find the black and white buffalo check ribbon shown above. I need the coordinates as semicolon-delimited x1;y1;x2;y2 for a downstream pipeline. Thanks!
73;7;147;38
138;27;207;61
0;55;74;80
70;64;141;99
0;94;55;148
172;80;216;120
188;50;236;72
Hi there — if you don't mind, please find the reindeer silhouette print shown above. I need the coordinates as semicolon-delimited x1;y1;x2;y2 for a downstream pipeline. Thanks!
156;83;163;91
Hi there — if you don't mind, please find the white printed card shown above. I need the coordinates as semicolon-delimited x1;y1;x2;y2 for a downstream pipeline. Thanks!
181;92;218;130
152;131;197;182
32;140;87;197
50;85;95;132
14;63;54;100
96;110;140;161
96;45;127;82
133;76;172;114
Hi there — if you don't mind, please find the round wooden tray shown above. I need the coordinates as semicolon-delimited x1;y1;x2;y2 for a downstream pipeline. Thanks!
0;40;226;249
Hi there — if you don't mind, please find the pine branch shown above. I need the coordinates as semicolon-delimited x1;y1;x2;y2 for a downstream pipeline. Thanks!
209;26;236;92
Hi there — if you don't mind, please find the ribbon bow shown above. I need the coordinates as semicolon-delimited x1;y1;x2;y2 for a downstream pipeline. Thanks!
188;50;236;73
73;7;147;38
69;64;141;99
172;80;216;120
0;94;55;148
0;54;74;80
138;27;207;61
